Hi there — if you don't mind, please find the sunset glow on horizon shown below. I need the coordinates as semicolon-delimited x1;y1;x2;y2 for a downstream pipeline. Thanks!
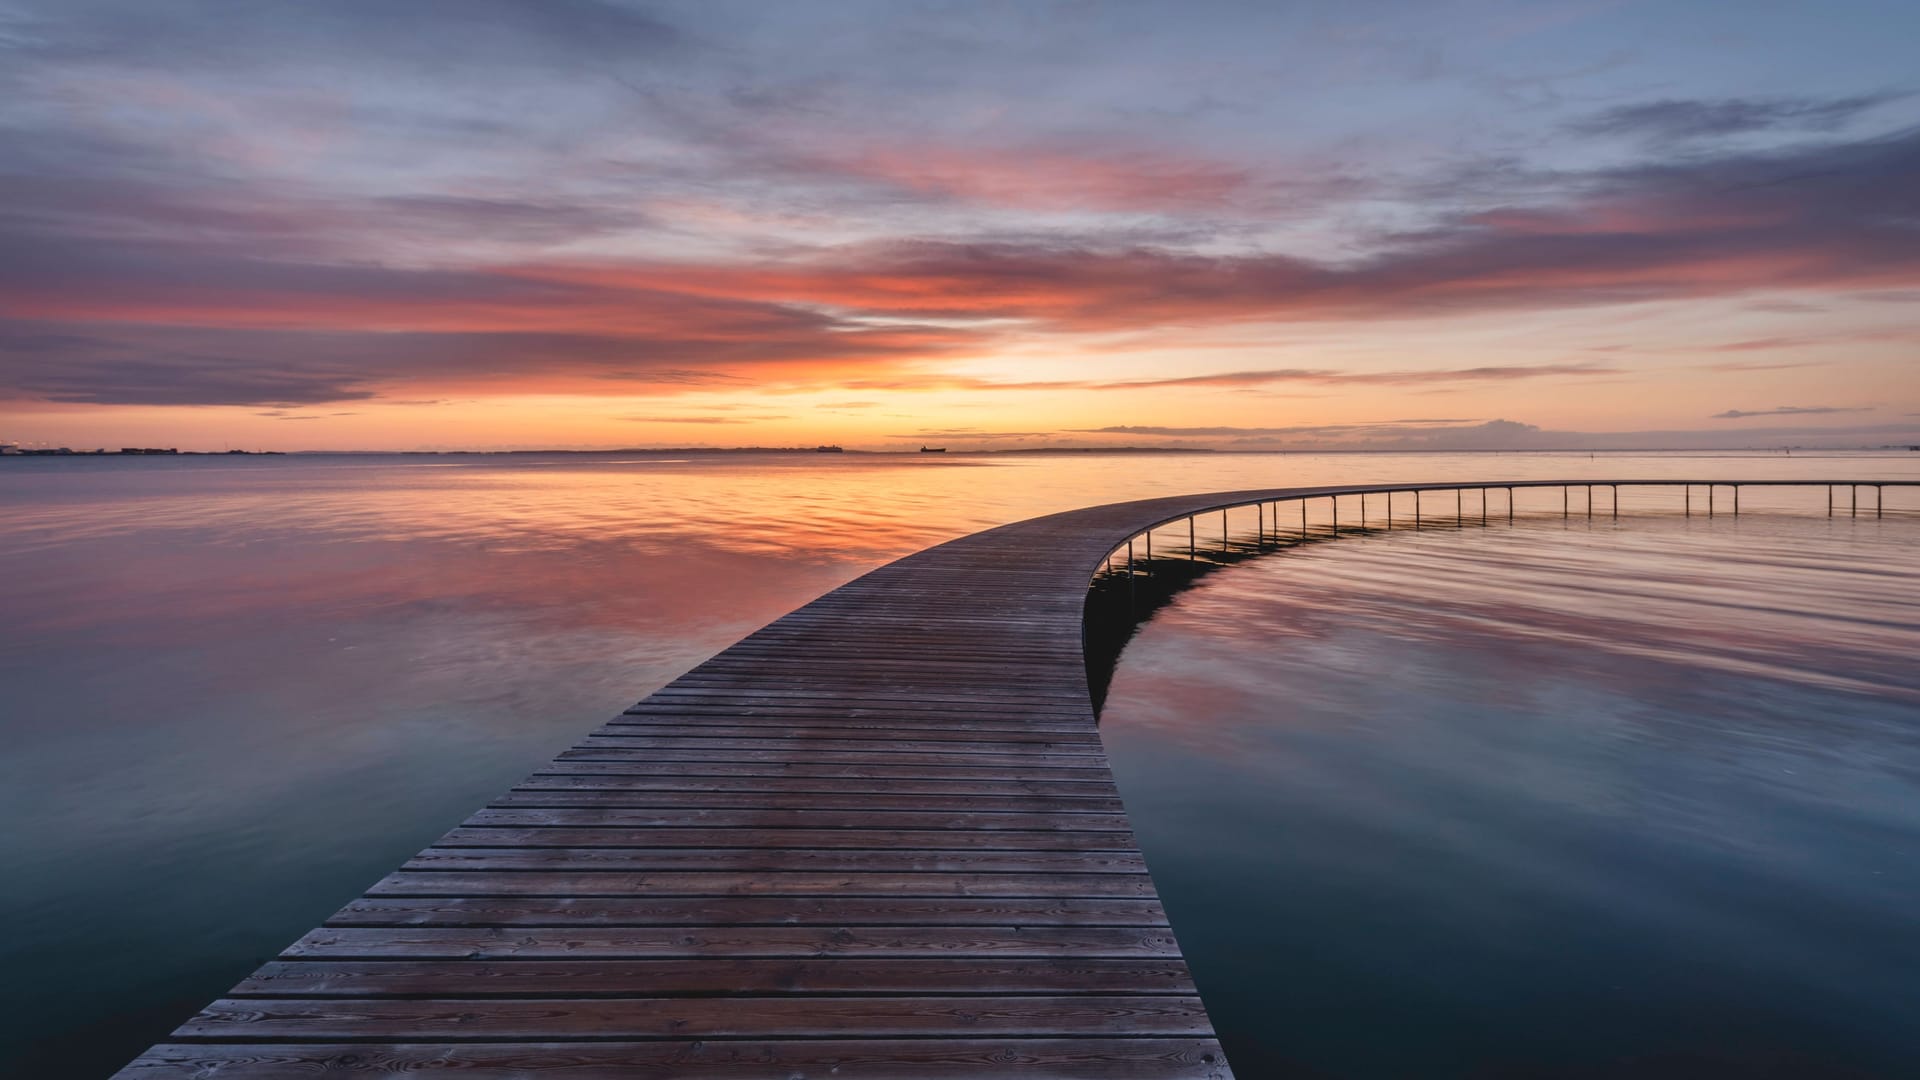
3;1;1917;452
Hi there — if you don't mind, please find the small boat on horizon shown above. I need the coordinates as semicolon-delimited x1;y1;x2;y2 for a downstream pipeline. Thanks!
920;445;947;453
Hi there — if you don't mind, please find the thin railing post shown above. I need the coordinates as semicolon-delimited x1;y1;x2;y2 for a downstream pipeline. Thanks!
1481;488;1487;525
1852;485;1858;519
1386;490;1392;528
1612;485;1619;519
1734;485;1740;517
1828;485;1833;517
1222;508;1228;554
1563;485;1568;519
1190;516;1197;559
1331;496;1338;536
1686;485;1691;517
1878;485;1884;519
1301;499;1307;540
1709;486;1715;516
1456;488;1463;527
1415;491;1421;528
1508;487;1514;523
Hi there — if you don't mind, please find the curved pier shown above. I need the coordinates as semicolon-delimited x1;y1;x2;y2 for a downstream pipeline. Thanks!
118;480;1910;1078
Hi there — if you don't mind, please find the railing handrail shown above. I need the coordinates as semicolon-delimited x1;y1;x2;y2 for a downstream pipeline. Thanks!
1087;480;1914;547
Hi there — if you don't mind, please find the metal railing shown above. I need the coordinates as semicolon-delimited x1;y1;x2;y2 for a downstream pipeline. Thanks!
1101;480;1915;576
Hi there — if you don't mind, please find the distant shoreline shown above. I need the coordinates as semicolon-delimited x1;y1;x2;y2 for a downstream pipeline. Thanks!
5;445;1917;459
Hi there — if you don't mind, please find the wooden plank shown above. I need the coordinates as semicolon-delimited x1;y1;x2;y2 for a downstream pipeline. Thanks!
432;826;1142;850
632;682;1095;703
324;896;1173;927
551;748;1112;769
608;711;1100;733
230;957;1198;996
495;780;1121;807
648;679;1093;703
403;848;1148;874
363;870;1162;898
526;761;1121;783
614;709;1098;727
510;774;1121;797
283;926;1188;959
593;723;1104;745
464;807;1134;831
120;1039;1234;1078
177;995;1215;1039
579;730;1106;750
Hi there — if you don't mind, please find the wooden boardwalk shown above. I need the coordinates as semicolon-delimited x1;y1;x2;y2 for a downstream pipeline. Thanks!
114;481;1906;1078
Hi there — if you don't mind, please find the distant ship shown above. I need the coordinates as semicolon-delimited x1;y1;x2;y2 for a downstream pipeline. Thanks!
920;445;947;453
814;445;844;453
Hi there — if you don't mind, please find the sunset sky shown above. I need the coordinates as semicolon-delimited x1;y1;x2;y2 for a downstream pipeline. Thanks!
2;0;1917;451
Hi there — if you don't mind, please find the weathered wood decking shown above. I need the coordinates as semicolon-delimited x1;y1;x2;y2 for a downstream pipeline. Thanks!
115;481;1907;1078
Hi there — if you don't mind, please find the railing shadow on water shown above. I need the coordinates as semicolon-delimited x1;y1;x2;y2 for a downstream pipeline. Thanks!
1083;517;1392;715
1080;480;1916;717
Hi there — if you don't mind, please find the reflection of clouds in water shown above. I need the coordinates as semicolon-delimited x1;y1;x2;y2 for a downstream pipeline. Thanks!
1107;516;1920;855
1124;518;1920;704
1;450;1916;1078
5;450;1915;561
0;531;848;647
1101;513;1920;1077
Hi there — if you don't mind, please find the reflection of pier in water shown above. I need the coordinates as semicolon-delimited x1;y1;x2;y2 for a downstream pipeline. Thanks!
119;480;1912;1079
1086;480;1912;713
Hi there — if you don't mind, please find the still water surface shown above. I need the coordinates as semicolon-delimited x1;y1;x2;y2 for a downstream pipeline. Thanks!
1102;512;1920;1078
0;450;1914;1075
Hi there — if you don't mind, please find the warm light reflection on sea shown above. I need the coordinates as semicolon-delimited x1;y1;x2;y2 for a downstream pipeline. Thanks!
0;450;1915;1076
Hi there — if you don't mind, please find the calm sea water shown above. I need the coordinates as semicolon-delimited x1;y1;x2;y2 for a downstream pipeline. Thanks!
1102;508;1920;1078
0;450;1914;1076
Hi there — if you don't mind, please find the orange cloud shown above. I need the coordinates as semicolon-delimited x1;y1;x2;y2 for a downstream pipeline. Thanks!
7;128;1916;408
828;362;1622;394
819;143;1254;210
